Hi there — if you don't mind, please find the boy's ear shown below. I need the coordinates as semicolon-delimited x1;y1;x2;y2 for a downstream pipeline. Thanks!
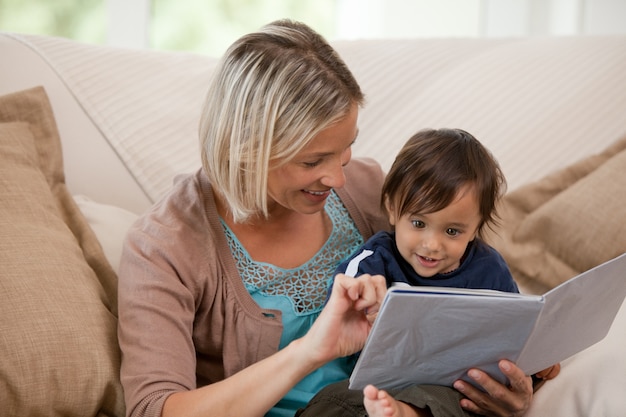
384;197;397;226
472;221;484;241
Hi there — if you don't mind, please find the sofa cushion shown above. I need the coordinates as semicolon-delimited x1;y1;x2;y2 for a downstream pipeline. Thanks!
73;194;139;274
486;135;626;294
0;87;124;416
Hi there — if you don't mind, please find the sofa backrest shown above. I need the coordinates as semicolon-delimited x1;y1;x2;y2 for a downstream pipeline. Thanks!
2;33;625;213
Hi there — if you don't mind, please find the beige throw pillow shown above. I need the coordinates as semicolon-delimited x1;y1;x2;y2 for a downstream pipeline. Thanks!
0;87;124;417
487;136;626;294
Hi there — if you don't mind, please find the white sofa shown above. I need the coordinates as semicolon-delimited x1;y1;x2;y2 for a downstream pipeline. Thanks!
1;32;625;417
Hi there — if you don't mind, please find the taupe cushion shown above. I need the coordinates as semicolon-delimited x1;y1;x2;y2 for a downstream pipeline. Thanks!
487;136;626;294
0;87;124;416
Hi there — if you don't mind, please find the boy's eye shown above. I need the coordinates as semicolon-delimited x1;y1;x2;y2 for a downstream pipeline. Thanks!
410;220;425;228
446;228;460;237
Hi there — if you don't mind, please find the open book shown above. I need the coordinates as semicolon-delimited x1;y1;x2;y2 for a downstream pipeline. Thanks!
349;252;626;391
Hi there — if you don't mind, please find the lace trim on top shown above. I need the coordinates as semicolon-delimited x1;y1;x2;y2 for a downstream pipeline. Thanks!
222;191;363;316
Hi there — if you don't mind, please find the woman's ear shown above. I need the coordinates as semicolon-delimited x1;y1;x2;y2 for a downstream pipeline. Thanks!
384;197;397;226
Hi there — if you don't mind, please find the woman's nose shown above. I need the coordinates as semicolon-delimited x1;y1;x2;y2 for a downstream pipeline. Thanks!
321;162;347;188
321;149;351;188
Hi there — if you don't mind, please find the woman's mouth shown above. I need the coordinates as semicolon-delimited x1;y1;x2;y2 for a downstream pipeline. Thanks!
304;189;329;196
302;189;330;202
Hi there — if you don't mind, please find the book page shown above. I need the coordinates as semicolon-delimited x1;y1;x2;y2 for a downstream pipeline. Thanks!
516;252;626;375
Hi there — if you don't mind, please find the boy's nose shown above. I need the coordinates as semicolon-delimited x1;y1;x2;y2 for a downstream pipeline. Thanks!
422;233;442;252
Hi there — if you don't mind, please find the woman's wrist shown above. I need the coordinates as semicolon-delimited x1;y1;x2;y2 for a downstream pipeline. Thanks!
287;336;330;373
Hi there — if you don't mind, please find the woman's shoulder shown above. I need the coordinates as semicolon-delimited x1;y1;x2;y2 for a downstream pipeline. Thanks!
344;157;385;181
120;169;225;290
337;158;390;238
341;157;385;206
128;169;215;242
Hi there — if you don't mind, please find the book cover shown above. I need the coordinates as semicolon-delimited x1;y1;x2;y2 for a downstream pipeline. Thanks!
349;252;626;390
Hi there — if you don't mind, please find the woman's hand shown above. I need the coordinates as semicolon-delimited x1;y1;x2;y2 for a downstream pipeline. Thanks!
164;274;386;417
452;360;533;417
302;273;387;365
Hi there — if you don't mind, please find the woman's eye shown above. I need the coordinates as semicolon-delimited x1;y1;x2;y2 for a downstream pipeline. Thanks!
303;160;322;168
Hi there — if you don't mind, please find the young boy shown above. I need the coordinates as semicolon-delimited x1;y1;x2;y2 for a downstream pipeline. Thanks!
302;128;560;417
341;128;517;293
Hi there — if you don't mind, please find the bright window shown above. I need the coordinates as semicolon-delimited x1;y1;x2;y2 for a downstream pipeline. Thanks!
2;0;623;56
0;0;337;56
0;0;107;44
150;0;337;56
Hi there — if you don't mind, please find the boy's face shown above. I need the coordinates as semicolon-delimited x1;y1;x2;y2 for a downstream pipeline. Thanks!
387;184;481;277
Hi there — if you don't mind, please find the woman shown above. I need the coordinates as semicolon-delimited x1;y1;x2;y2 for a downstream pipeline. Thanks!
117;19;534;417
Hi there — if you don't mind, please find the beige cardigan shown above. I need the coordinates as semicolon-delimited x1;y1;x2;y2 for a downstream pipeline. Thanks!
117;158;389;417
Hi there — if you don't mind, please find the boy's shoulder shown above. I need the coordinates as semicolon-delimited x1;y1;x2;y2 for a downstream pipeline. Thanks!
363;230;395;249
470;239;507;264
465;239;518;292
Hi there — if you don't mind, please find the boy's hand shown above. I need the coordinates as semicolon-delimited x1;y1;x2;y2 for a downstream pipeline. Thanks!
534;363;560;381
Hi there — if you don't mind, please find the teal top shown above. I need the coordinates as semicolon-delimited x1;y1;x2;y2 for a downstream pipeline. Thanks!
221;191;363;416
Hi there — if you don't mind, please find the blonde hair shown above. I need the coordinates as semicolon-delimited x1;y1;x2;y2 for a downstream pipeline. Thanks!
199;19;364;223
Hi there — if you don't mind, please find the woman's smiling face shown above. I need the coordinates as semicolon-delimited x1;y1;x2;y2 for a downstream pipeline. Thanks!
266;105;358;216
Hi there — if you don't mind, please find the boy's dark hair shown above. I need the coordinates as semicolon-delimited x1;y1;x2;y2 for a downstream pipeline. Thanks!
382;128;506;238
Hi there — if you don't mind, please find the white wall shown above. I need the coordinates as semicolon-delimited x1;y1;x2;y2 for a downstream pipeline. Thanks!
335;0;626;40
107;0;151;49
583;0;626;34
336;0;484;38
